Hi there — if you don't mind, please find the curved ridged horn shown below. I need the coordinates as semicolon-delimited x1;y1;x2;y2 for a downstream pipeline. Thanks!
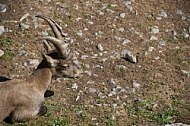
38;37;70;59
35;15;63;39
36;15;70;59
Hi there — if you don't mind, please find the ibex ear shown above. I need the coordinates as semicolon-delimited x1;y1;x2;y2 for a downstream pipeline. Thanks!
41;53;59;68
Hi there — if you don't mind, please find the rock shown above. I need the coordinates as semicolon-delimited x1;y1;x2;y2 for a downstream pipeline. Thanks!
72;83;78;89
160;11;167;17
165;123;189;126
17;50;26;56
19;23;30;30
88;88;96;93
123;0;131;6
181;32;189;38
108;90;116;97
0;49;4;57
148;46;155;52
0;26;5;35
126;5;133;11
150;35;158;41
108;78;116;85
76;30;83;36
42;30;48;36
81;55;89;59
176;9;182;15
158;40;166;47
181;70;190;76
122;39;131;45
151;26;159;34
97;44;104;51
85;70;92;76
73;60;82;68
121;50;137;63
120;13;126;18
0;4;6;12
118;27;125;32
132;82;140;88
156;17;162;20
29;59;40;68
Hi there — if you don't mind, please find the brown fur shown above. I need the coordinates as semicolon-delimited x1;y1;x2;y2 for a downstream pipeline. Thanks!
0;68;52;123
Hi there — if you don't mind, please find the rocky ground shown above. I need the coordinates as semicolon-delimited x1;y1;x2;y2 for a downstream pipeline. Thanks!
0;0;190;126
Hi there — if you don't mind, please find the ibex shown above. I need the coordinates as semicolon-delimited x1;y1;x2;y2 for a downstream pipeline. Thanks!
0;15;83;123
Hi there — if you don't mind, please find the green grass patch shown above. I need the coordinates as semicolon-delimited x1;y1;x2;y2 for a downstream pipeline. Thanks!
0;37;15;46
128;97;180;125
1;48;15;60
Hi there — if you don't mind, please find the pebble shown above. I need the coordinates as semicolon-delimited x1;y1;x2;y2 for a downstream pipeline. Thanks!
126;5;133;11
121;50;137;63
176;9;182;15
181;70;190;76
148;47;155;52
150;35;158;41
158;40;166;47
132;82;140;88
156;17;162;20
97;44;104;51
19;23;30;30
85;70;92;76
118;27;125;32
76;30;83;36
108;78;116;85
122;39;131;45
160;11;167;17
72;83;78;89
108;90;116;97
181;32;189;38
73;60;82;68
17;50;26;56
165;123;189;126
0;4;6;12
81;55;89;59
120;13;126;18
29;59;40;67
42;30;49;36
88;88;96;93
0;26;5;35
151;26;159;34
0;49;4;57
123;0;131;6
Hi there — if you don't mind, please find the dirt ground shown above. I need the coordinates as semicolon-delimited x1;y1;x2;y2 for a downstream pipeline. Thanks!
0;0;190;126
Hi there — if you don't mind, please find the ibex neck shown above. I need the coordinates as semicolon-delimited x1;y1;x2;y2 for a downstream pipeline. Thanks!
26;68;52;93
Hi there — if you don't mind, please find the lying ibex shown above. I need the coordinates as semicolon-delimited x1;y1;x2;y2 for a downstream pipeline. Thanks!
0;15;83;123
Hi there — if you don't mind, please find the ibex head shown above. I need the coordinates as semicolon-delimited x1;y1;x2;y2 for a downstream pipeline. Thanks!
36;15;83;78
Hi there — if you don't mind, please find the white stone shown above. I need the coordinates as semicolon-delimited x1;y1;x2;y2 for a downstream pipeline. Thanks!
132;82;140;88
160;11;167;17
72;83;78;89
150;35;158;40
0;49;4;57
120;13;126;18
97;44;104;51
121;50;137;63
0;26;5;35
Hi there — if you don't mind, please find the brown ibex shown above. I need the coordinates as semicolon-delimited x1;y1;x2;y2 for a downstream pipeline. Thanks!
0;15;83;123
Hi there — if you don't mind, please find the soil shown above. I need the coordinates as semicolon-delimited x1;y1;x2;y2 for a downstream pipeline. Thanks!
0;0;189;126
